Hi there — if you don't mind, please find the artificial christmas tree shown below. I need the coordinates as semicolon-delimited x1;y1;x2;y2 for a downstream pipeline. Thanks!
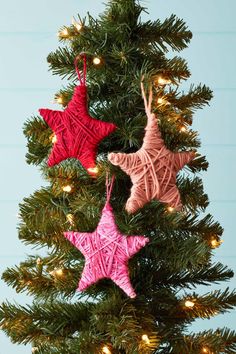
1;1;236;353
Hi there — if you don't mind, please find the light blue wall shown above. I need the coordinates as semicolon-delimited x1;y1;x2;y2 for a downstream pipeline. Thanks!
0;1;235;352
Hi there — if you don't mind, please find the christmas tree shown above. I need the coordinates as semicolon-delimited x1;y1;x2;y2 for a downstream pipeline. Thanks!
1;0;236;353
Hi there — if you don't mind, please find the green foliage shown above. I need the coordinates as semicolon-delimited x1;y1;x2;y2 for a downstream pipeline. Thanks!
1;0;235;353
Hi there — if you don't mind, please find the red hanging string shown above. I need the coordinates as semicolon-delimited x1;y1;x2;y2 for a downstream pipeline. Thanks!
74;54;87;86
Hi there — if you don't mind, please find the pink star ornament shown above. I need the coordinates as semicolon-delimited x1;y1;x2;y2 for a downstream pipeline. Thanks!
64;180;149;298
108;82;195;213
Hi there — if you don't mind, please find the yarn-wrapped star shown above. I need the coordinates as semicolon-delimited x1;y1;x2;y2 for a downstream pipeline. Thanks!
39;56;116;174
64;178;149;298
108;82;195;213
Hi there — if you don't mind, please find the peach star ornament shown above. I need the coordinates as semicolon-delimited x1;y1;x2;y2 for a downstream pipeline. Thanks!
108;82;195;213
64;176;149;298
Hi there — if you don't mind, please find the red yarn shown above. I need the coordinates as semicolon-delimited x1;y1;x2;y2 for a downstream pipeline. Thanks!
39;55;116;173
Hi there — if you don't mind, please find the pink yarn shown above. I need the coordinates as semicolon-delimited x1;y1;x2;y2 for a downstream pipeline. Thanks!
64;176;149;298
39;56;116;174
108;82;195;213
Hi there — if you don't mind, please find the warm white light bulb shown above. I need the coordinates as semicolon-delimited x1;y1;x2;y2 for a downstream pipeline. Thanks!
167;206;174;213
180;126;187;132
62;185;72;193
157;76;171;85
202;347;209;353
72;17;82;31
58;28;69;37
87;166;99;175
93;57;101;65
185;300;195;308
210;238;223;248
55;268;63;276
102;346;111;354
142;334;150;345
63;28;69;35
75;23;82;31
157;98;164;104
211;239;218;248
36;258;42;265
51;134;57;144
57;96;64;104
66;213;74;225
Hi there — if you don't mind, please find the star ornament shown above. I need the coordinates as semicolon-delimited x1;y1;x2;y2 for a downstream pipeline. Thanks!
39;63;116;174
108;83;195;213
64;202;149;298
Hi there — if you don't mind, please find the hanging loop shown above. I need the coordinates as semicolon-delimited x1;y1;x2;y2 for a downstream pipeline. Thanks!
106;173;115;204
74;53;87;85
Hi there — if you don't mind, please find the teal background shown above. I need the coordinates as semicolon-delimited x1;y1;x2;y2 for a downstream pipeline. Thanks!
0;0;235;352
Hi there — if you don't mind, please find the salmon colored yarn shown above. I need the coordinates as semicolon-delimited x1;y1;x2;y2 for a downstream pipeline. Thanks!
108;82;195;213
39;55;116;174
64;176;149;298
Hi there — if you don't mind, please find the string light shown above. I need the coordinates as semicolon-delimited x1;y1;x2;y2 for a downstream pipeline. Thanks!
184;300;195;308
72;17;83;32
157;98;164;104
157;97;170;106
167;206;175;213
0;320;9;329
62;185;72;193
50;268;64;277
142;334;150;345
87;166;99;175
66;213;74;225
58;28;69;38
210;237;223;249
102;346;111;354
202;347;211;353
55;268;64;276
51;134;57;144
180;126;187;132
36;258;42;265
93;57;102;65
157;76;171;86
56;96;64;105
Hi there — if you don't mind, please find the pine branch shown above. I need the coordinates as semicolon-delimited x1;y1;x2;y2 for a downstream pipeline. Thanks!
173;327;236;354
47;47;77;79
0;300;92;345
178;176;209;212
157;262;234;289
136;15;192;53
170;84;213;112
178;287;236;320
101;0;145;29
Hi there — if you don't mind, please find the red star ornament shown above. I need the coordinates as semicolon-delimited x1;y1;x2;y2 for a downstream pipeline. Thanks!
39;56;116;174
108;82;195;213
64;177;149;298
